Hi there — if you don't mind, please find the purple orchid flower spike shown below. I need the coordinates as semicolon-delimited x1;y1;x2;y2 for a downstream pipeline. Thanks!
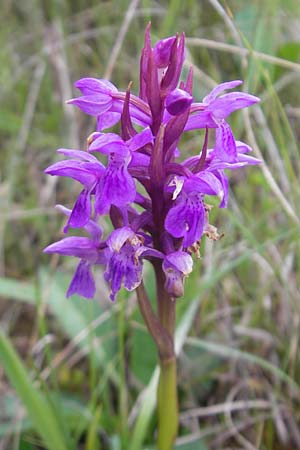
45;26;260;308
45;26;261;448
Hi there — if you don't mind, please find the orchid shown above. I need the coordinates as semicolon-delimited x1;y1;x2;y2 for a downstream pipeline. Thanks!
44;24;260;450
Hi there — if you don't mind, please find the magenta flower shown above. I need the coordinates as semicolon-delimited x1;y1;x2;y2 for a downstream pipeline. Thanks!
44;208;105;298
44;26;260;301
185;80;259;161
104;227;162;301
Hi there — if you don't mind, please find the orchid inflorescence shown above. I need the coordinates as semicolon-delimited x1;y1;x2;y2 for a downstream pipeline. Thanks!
44;25;260;302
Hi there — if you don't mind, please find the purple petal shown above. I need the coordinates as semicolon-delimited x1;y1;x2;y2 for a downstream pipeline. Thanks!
67;260;95;299
68;94;112;116
106;227;135;252
97;112;121;131
153;36;177;68
215;121;237;162
56;204;103;241
104;256;123;301
164;251;193;274
89;133;127;156
165;88;193;116
57;148;98;162
184;111;218;131
110;98;152;127
236;141;252;154
127;127;153;152
163;251;193;297
213;170;229;208
95;158;136;214
74;78;117;95
45;160;102;187
104;232;143;301
160;33;186;93
44;236;98;261
203;80;243;103
188;173;224;199
236;153;261;166
129;152;150;168
207;92;260;119
64;189;91;231
208;155;261;170
123;264;142;292
165;193;205;247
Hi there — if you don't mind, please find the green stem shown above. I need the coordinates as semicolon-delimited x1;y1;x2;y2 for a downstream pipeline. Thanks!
157;356;178;450
154;263;178;450
136;267;179;449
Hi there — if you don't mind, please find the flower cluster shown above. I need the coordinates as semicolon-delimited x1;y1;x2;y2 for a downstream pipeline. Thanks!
44;25;260;301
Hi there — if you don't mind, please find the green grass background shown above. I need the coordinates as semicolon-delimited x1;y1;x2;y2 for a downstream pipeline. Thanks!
1;0;300;449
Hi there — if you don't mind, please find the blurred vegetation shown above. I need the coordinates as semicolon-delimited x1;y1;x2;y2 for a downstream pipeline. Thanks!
1;0;300;449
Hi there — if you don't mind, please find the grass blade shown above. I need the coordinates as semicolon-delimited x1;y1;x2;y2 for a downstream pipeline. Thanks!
0;331;69;450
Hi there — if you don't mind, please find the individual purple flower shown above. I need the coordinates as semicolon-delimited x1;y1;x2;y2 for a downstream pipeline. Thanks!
104;227;162;301
88;127;153;214
45;149;105;231
44;209;105;299
183;141;261;208
185;81;260;162
165;174;224;247
162;251;193;297
68;78;151;130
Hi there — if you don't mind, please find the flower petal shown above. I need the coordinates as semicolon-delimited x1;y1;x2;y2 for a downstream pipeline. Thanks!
56;204;103;241
186;174;222;196
74;77;117;95
104;231;143;301
127;127;153;152
45;160;102;187
165;193;205;247
95;158;136;214
106;227;135;252
97;112;121;131
184;111;218;131
165;88;193;116
57;148;99;162
153;36;177;68
163;251;193;297
44;236;98;261
89;133;128;156
68;94;112;116
64;189;91;231
67;260;95;299
207;92;260;119
215;121;237;162
203;80;243;103
213;170;229;208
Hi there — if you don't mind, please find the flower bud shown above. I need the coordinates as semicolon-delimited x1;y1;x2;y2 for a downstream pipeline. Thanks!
162;251;193;297
165;88;193;116
153;36;177;68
